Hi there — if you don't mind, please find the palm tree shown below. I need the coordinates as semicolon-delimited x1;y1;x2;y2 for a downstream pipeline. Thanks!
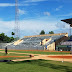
11;32;15;37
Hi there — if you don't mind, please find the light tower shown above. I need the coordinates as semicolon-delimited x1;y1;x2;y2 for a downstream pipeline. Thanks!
15;0;20;40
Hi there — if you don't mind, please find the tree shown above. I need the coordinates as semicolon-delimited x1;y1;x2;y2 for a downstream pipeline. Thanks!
40;30;45;35
0;33;5;41
10;37;14;42
0;33;14;43
11;32;15;37
49;31;54;34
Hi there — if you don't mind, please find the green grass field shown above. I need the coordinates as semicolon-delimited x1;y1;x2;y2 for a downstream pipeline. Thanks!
0;49;70;60
0;49;71;72
0;49;71;60
0;52;29;60
0;49;70;55
8;50;70;55
0;59;72;72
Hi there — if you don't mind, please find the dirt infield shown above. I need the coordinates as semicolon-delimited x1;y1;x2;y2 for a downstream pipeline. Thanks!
8;49;70;53
12;54;72;63
48;55;72;59
0;49;70;53
0;56;29;58
0;50;72;62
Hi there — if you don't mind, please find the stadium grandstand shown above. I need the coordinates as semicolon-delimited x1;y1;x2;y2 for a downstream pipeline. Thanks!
61;18;72;53
0;33;69;51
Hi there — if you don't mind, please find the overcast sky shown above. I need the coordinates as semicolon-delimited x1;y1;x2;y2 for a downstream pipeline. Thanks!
0;0;72;37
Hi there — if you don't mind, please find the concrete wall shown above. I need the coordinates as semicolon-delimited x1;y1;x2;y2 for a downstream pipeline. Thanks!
47;42;55;51
24;33;68;38
55;36;69;45
40;38;51;45
65;33;68;37
0;43;11;49
44;33;68;51
14;39;23;45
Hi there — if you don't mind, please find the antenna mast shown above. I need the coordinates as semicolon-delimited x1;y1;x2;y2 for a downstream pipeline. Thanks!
15;0;20;40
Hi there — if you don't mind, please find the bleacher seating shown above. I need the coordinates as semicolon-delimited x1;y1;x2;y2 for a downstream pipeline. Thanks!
6;34;65;50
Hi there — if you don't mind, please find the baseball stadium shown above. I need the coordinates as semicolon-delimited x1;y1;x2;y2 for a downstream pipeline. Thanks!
0;0;72;72
0;18;72;62
0;33;69;51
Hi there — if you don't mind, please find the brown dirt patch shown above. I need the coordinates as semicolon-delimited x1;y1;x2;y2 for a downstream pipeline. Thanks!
48;55;72;59
0;50;72;62
0;56;29;58
0;49;70;53
9;49;70;53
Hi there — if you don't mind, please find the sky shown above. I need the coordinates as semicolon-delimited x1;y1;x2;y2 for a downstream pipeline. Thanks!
0;0;72;38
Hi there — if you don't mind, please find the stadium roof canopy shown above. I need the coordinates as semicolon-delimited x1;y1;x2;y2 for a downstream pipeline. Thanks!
61;18;72;25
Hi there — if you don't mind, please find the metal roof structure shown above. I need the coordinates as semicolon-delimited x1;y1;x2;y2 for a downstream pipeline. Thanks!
61;18;72;25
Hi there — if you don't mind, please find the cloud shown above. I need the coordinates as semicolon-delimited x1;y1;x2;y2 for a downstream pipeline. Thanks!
18;9;26;15
19;19;58;36
0;17;70;37
57;0;72;3
56;21;70;29
0;3;29;7
24;0;72;3
0;20;14;35
0;17;58;37
55;6;63;11
58;13;72;16
0;0;47;7
0;18;3;21
44;12;50;16
24;0;47;2
0;3;15;7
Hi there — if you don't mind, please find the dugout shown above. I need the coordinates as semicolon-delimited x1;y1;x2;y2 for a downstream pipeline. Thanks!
56;45;71;51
